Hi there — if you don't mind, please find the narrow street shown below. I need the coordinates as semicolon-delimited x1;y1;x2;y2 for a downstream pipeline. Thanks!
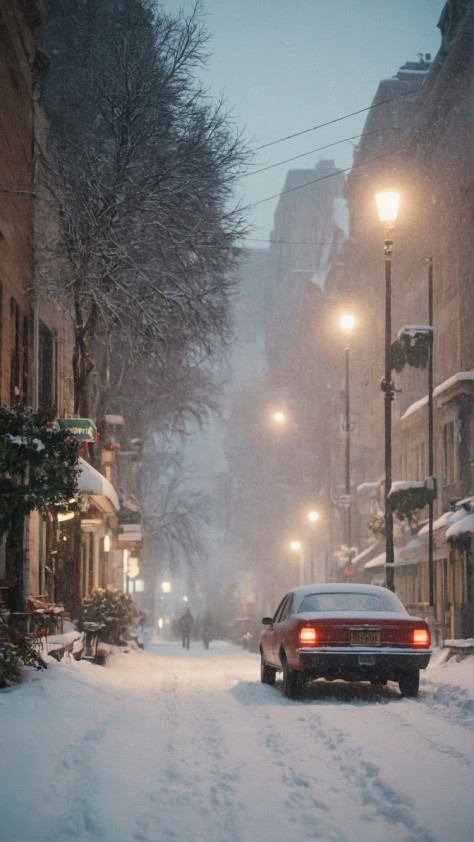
1;640;473;842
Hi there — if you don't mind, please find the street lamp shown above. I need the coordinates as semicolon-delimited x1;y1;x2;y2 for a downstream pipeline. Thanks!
290;540;304;584
340;313;355;572
375;190;400;591
126;556;140;593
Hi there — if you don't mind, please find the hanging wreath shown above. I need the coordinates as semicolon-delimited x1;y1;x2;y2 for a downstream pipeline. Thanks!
368;512;385;536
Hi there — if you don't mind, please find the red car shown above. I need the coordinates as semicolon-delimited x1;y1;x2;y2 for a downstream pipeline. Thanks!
260;583;432;699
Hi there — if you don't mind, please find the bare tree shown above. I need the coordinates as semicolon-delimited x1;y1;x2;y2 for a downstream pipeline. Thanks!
38;0;250;427
141;441;210;571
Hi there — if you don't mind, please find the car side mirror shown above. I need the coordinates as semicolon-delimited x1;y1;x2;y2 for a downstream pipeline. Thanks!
261;617;273;625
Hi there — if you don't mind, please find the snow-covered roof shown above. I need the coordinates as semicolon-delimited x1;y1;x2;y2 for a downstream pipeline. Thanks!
401;370;474;420
434;370;474;395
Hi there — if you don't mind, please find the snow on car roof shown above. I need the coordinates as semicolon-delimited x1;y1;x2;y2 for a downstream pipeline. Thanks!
288;583;391;597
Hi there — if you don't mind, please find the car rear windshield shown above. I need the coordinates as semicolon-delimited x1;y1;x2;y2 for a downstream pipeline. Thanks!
297;591;406;614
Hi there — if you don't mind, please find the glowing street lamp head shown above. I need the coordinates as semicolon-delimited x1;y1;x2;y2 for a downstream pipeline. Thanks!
375;191;400;225
290;540;301;551
272;410;286;425
308;511;319;523
340;313;355;336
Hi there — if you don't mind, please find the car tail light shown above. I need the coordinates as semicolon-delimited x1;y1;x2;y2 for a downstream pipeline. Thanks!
299;626;318;647
412;627;430;647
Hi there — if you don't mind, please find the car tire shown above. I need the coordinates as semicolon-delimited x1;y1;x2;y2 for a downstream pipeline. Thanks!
260;651;277;685
282;655;304;700
398;670;420;697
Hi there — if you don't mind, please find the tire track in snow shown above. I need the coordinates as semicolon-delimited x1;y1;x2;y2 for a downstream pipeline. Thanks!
138;660;242;842
294;708;439;842
380;702;473;770
247;695;438;842
225;678;349;840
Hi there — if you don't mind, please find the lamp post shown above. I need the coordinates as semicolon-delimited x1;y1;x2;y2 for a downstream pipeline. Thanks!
375;190;400;592
340;313;355;572
427;257;434;607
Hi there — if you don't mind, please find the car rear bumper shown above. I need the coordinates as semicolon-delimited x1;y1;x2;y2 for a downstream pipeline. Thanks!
295;646;432;679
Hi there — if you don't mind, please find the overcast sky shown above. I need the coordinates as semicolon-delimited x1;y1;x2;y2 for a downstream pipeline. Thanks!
162;0;446;246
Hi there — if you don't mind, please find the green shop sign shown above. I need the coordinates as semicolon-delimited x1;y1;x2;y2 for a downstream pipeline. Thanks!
58;418;98;441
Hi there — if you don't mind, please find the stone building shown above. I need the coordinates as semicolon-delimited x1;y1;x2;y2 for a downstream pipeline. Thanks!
343;0;474;639
225;0;473;639
0;0;76;609
0;1;121;616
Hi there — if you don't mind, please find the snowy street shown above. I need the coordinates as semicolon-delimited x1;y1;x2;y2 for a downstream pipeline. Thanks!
1;639;473;842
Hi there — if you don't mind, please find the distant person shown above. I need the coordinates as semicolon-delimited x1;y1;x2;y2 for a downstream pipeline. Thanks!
180;608;194;649
201;610;213;649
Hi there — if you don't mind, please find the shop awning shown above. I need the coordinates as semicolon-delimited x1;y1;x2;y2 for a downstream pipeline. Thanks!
351;544;382;568
445;512;474;539
419;507;467;535
364;550;401;569
364;551;387;569
416;500;474;551
76;457;119;513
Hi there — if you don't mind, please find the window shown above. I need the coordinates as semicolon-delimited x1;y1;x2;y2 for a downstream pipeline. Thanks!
443;421;455;486
39;321;53;410
10;298;20;403
298;595;320;612
274;594;293;623
9;299;31;404
302;590;405;613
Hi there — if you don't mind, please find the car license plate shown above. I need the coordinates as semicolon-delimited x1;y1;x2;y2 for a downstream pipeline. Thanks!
350;628;381;645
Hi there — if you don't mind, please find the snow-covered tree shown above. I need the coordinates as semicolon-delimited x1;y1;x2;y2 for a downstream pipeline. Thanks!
38;0;249;431
141;440;210;572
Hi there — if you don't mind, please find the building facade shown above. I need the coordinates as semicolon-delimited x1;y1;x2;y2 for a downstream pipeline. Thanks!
0;1;125;617
343;0;474;639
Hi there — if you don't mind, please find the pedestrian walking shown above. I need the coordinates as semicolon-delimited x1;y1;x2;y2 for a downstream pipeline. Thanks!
201;610;213;649
180;608;194;649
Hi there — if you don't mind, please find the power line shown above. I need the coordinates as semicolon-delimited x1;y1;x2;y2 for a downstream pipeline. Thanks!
253;90;417;152
253;149;403;207
243;129;402;179
246;237;337;246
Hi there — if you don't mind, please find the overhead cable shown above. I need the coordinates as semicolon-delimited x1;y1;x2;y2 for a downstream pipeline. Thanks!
253;90;417;152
